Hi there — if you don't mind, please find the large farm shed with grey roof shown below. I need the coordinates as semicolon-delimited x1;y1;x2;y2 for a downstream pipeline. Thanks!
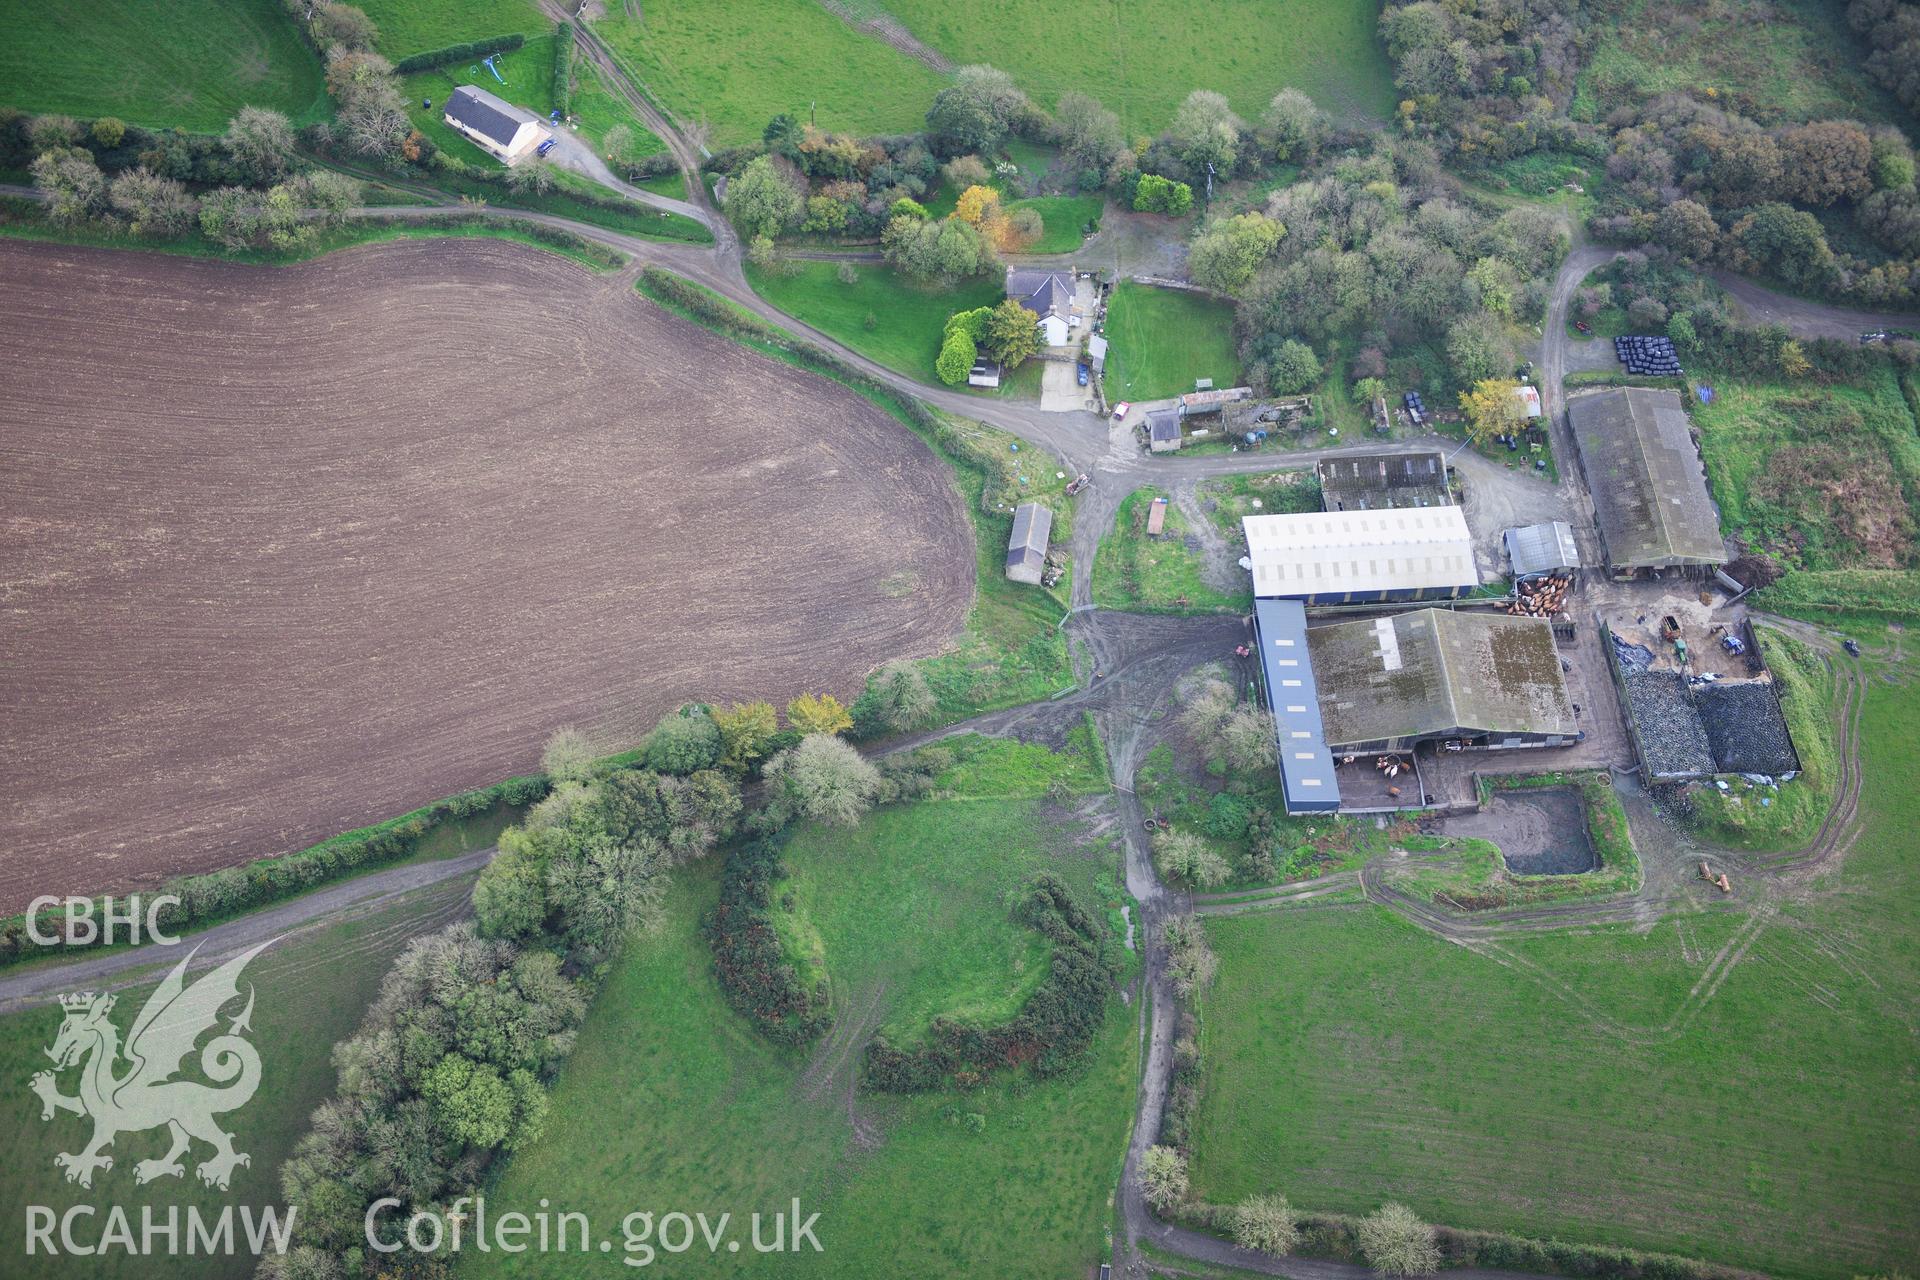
1566;387;1726;574
1242;506;1478;604
1307;608;1579;753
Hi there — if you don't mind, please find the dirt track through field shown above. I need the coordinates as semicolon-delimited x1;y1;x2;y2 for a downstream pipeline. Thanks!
0;238;971;911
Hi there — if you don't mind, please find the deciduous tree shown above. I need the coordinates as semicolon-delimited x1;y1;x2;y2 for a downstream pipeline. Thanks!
763;733;881;826
726;154;803;240
1356;1202;1440;1277
981;297;1042;367
1138;1146;1190;1213
1188;211;1285;294
786;692;853;736
1232;1195;1299;1256
1459;377;1529;446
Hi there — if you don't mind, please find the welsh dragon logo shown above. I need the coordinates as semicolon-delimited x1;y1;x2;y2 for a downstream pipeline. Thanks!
31;941;271;1191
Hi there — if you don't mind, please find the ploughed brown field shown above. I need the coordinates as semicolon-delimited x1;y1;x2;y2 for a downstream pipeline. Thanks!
0;238;972;911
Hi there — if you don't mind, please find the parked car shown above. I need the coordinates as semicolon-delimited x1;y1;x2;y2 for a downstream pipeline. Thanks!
1111;401;1131;420
1076;362;1090;386
536;138;557;157
1574;320;1592;334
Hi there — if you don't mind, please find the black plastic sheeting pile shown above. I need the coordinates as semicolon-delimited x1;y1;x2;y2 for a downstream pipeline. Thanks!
1616;335;1683;377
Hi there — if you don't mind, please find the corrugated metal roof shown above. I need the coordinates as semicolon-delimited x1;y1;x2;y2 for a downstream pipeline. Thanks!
1243;507;1478;598
1254;598;1340;811
1567;387;1726;569
1008;501;1052;556
1180;386;1252;411
1504;521;1580;577
1308;609;1577;747
1317;450;1451;510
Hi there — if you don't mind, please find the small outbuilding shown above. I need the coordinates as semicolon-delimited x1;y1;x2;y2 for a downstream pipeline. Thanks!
967;359;1002;388
1146;406;1182;453
1505;521;1580;578
1005;502;1053;585
1087;333;1108;375
443;85;551;165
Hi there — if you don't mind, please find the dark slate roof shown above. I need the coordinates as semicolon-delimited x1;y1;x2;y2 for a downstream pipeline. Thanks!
445;85;529;147
1699;681;1799;775
1005;269;1072;321
1146;407;1182;442
1254;598;1340;811
1567;387;1726;569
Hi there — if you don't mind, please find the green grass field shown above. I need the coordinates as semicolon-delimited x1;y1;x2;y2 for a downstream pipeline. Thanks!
1104;283;1243;402
356;0;548;59
1188;667;1919;1277
0;879;474;1279
1005;195;1104;253
0;0;328;131
744;260;1003;385
880;0;1395;129
465;738;1137;1279
592;0;947;147
1094;488;1246;614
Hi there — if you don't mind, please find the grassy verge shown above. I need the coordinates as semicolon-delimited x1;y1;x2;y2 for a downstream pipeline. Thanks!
0;197;629;271
1094;489;1246;614
1196;469;1322;540
1684;627;1837;850
636;267;1078;719
743;260;1005;387
426;165;713;242
0;0;329;130
1133;741;1406;892
1103;282;1243;402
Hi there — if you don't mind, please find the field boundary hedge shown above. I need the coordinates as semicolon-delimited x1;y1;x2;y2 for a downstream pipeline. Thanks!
393;34;526;75
864;872;1115;1091
551;22;574;119
1175;1202;1764;1280
0;771;549;968
704;835;832;1045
